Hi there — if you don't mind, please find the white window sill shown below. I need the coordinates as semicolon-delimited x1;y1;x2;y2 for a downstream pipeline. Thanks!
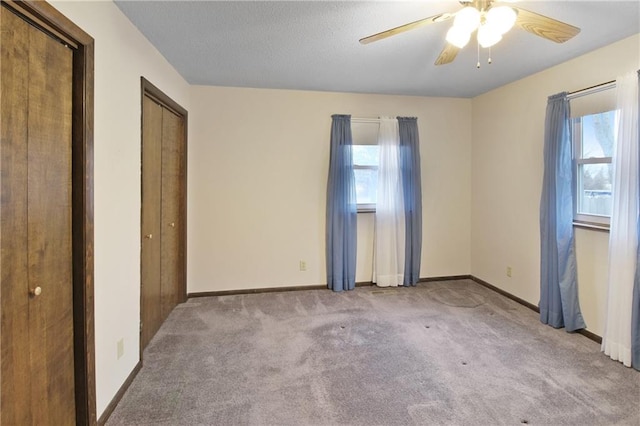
573;221;610;232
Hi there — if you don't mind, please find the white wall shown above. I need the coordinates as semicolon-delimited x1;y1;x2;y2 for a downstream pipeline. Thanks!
471;34;640;336
50;1;190;418
188;87;472;292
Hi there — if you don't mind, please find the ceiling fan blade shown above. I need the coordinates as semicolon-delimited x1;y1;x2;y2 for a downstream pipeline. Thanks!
514;7;580;43
434;43;460;66
359;13;453;45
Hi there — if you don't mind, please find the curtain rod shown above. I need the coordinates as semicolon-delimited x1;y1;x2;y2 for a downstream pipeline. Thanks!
568;79;616;99
351;117;381;124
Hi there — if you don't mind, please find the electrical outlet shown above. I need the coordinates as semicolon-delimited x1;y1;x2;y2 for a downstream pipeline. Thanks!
117;338;124;359
506;266;512;278
299;260;307;271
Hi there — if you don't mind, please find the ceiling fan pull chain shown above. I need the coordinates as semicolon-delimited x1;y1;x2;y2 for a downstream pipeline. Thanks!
488;46;492;65
476;37;481;69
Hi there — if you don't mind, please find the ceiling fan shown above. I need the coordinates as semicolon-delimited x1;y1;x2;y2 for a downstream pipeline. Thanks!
359;0;581;66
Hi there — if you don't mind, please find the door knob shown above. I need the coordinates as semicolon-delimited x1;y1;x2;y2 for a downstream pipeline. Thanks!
169;222;175;228
29;286;42;297
144;234;153;239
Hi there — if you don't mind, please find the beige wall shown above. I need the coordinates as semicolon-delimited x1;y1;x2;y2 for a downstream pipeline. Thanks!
50;0;191;417
187;87;472;292
471;34;640;336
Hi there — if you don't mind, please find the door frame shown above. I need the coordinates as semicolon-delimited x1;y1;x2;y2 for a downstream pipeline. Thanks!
139;77;188;356
1;1;96;424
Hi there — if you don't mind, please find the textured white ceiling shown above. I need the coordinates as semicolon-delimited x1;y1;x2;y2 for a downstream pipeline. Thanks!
114;1;640;98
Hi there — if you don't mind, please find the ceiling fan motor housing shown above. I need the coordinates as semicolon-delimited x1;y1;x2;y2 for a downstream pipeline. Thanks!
461;0;493;11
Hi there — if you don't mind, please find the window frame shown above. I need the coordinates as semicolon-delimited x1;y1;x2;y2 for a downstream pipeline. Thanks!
572;115;613;228
351;121;381;213
353;150;378;213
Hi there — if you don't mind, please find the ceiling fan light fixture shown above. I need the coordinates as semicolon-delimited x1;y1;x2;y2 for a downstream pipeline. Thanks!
486;6;517;35
453;6;481;32
446;25;471;48
477;23;502;48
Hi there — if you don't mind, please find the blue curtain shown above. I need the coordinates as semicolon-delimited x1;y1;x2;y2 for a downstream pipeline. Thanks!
398;117;422;286
632;70;640;371
326;114;357;292
539;93;586;332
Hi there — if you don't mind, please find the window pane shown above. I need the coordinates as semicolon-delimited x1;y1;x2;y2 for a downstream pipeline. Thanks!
353;145;379;207
352;145;379;167
354;168;377;205
581;111;615;158
578;163;612;217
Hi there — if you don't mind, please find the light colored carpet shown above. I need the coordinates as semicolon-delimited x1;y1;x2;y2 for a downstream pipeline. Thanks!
106;279;640;425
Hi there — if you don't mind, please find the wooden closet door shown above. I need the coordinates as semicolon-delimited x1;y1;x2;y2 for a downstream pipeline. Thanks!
1;6;76;424
160;108;185;319
1;8;31;423
141;96;163;351
140;80;186;354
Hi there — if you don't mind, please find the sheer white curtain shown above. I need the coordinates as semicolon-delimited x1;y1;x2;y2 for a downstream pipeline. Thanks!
602;71;639;366
373;118;405;287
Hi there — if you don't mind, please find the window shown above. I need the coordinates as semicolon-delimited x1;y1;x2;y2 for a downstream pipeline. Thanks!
353;145;379;211
352;121;380;212
573;110;615;226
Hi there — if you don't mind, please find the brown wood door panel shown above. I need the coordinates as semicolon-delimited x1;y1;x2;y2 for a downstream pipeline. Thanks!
27;16;76;425
2;5;76;424
1;7;32;424
141;96;163;350
160;107;184;320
